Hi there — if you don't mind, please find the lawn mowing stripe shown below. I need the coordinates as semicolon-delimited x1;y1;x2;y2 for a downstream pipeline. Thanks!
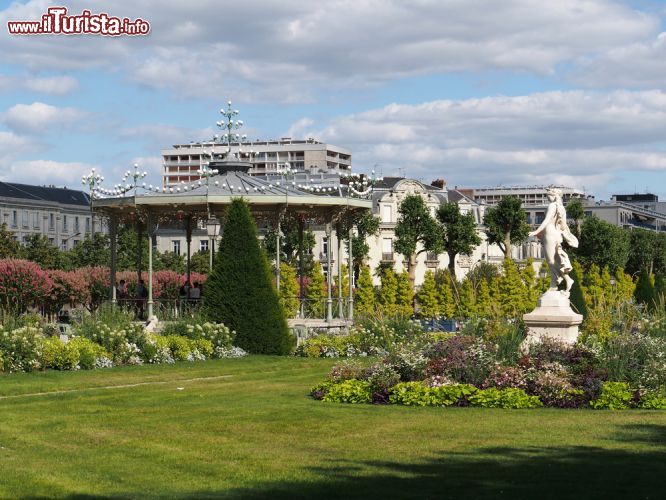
0;374;234;400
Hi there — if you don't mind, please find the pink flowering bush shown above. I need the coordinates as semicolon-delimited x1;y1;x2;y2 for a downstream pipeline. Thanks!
47;269;89;314
0;259;53;313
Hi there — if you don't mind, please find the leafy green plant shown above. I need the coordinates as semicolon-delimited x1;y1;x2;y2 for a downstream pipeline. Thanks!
389;381;477;406
68;337;110;370
590;382;632;410
637;392;666;410
40;337;79;370
321;380;373;404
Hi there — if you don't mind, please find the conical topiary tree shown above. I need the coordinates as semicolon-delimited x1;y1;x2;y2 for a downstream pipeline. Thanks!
378;267;399;315
354;265;376;317
498;258;526;318
278;262;300;318
569;261;588;318
634;269;656;311
306;261;326;317
396;271;414;316
417;271;440;319
436;270;456;318
204;199;291;354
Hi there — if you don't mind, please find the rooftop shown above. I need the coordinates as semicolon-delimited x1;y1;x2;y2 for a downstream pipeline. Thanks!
0;181;90;206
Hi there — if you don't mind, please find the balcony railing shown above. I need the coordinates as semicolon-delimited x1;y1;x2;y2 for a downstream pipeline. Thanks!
381;252;394;262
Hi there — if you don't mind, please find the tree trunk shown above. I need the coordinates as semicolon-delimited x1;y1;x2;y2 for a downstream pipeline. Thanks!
408;253;417;290
503;232;512;258
448;250;456;274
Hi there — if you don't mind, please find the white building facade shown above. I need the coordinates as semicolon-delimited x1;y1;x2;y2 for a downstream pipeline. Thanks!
0;182;103;250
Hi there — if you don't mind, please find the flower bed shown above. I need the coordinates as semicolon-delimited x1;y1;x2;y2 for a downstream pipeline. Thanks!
310;327;666;409
0;308;245;374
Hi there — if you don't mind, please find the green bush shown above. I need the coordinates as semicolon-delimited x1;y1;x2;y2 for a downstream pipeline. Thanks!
590;382;632;409
637;392;666;410
389;382;478;406
322;380;373;404
469;388;543;409
295;333;366;358
0;325;43;372
69;337;110;370
40;337;79;370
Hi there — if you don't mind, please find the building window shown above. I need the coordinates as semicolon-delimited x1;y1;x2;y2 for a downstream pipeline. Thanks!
48;238;54;245
535;212;545;224
382;238;394;261
322;236;329;256
74;216;80;232
200;240;209;252
382;205;393;223
11;210;17;227
22;210;29;228
86;217;90;232
63;215;68;232
49;213;55;230
172;240;181;255
61;239;68;251
32;212;39;229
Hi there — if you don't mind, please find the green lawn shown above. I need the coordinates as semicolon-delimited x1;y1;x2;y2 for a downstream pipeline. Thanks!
0;357;664;499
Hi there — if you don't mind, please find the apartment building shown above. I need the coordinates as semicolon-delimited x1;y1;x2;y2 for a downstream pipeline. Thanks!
161;138;352;187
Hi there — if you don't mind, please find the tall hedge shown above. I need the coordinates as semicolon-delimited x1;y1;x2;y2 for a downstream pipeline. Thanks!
204;199;291;354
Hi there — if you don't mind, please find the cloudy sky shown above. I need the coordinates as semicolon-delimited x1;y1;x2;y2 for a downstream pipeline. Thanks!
1;0;666;199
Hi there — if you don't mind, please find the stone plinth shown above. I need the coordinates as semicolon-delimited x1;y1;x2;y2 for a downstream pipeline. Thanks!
523;290;583;344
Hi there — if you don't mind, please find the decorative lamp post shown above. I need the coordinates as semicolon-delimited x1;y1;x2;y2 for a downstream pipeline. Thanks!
81;168;104;236
216;101;247;159
206;218;221;271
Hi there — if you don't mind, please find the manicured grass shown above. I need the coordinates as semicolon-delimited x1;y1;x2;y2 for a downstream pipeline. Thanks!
0;356;664;499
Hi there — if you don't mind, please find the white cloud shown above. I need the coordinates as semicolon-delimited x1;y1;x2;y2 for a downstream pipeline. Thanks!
2;102;85;134
25;75;78;95
302;90;666;195
1;0;661;100
0;159;99;186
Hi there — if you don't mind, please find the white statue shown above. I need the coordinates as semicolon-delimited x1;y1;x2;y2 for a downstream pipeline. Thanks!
528;188;579;294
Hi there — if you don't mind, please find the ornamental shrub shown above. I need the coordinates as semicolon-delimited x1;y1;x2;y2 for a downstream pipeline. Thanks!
0;259;53;313
40;337;79;370
0;325;43;372
322;379;373;404
469;387;543;409
203;199;291;354
68;337;110;370
590;382;632;409
637;392;666;409
389;381;478;406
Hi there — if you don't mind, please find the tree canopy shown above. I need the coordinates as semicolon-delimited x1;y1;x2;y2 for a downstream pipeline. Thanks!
436;202;481;273
394;194;442;287
483;196;530;258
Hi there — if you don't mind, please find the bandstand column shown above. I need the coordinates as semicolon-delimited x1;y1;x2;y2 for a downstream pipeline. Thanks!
326;221;333;322
109;215;118;304
136;220;143;284
337;222;343;318
348;222;354;321
275;216;281;292
147;212;154;320
298;216;305;318
185;215;192;287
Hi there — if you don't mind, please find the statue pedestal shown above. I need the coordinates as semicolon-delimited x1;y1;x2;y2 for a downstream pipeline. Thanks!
523;290;583;345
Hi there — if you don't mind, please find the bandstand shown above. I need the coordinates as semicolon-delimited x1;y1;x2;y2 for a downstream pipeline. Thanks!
93;158;372;326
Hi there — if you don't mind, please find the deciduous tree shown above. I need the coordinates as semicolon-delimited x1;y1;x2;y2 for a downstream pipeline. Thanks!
394;195;442;288
436;202;481;273
483;196;530;258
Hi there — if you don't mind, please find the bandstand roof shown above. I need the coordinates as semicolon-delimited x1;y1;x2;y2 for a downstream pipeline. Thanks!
94;162;372;222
